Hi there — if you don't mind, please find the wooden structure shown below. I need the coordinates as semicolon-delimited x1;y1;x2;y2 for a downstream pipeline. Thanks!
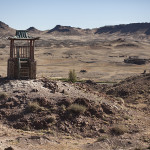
7;30;39;79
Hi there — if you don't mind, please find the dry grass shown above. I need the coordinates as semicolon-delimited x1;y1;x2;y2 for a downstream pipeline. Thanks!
26;101;45;113
110;125;128;136
68;69;77;83
96;136;108;142
67;103;87;114
0;92;7;100
1;34;150;82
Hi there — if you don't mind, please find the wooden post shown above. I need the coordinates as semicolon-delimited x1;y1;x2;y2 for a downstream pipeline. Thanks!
26;46;27;58
10;40;13;58
30;40;34;60
33;40;35;60
30;40;32;60
12;40;14;57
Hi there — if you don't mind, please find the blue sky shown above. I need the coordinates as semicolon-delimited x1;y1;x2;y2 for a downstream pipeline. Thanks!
0;0;150;30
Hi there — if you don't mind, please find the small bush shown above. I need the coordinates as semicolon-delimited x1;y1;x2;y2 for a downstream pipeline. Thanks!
67;103;87;114
45;116;56;123
0;93;7;100
60;104;66;111
20;124;30;131
115;97;124;105
68;69;77;83
110;125;128;136
123;115;131;120
26;102;44;113
97;136;107;142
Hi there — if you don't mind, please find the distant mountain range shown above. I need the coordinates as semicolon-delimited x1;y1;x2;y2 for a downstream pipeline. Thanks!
0;21;150;37
95;23;150;35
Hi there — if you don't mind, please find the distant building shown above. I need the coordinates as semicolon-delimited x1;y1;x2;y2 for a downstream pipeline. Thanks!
7;30;40;79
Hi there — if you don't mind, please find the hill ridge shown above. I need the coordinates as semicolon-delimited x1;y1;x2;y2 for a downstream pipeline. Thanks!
1;21;150;36
95;22;150;35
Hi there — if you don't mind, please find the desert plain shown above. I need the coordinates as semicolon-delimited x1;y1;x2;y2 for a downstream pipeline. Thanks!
0;23;150;150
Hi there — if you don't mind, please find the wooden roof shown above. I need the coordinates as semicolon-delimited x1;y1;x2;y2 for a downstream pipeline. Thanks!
8;30;40;40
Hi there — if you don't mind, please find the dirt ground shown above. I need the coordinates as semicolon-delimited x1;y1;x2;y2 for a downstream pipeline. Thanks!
0;74;150;150
0;34;150;150
0;34;150;81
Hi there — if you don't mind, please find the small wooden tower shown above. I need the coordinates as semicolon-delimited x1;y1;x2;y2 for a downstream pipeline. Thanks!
7;30;39;79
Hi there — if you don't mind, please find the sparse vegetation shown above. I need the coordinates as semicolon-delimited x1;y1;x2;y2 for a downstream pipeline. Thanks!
67;103;87;114
26;102;45;113
115;97;124;105
0;74;149;149
0;92;7;100
96;136;107;142
110;125;128;136
60;104;66;111
45;116;56;124
58;78;69;82
41;129;55;135
68;69;77;83
123;115;131;120
22;124;30;131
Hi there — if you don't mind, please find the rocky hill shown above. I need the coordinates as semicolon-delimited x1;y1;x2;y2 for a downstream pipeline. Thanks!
0;21;150;48
24;22;150;36
27;27;42;34
0;75;150;149
0;21;15;37
46;25;94;35
1;21;150;37
0;21;9;29
95;23;150;35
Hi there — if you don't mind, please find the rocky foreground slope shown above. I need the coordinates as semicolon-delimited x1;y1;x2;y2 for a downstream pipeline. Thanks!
0;78;125;137
0;75;150;149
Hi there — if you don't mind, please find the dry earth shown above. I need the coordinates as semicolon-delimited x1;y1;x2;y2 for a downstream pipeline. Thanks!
0;22;150;149
0;74;150;149
0;33;150;82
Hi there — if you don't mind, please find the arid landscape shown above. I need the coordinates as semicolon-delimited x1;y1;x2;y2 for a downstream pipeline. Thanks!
1;22;150;81
0;21;150;149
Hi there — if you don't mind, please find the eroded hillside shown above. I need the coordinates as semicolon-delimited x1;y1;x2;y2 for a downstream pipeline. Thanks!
0;75;150;149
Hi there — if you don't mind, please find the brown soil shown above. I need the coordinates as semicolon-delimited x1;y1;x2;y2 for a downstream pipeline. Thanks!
0;78;125;137
0;75;150;149
0;22;150;149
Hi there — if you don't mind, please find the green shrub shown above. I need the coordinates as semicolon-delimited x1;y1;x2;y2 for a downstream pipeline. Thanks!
0;92;7;100
26;102;45;113
68;69;77;83
110;125;128;136
67;103;87;114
